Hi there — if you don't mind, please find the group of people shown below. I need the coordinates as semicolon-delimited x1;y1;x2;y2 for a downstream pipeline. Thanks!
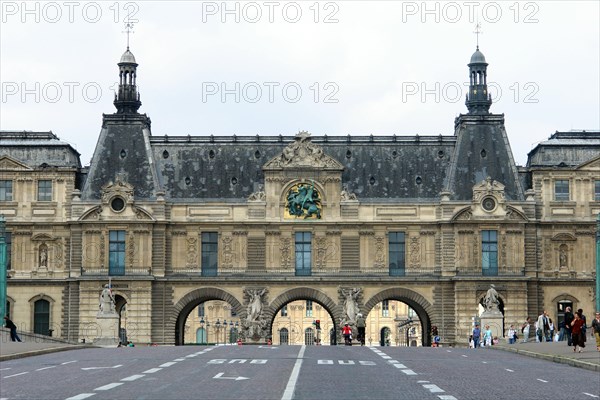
341;313;366;346
470;324;497;348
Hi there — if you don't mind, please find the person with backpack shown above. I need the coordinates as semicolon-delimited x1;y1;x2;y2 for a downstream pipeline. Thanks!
355;314;366;346
342;323;352;346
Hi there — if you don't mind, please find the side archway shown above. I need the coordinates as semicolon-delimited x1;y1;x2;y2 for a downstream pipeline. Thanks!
171;288;244;345
363;288;433;346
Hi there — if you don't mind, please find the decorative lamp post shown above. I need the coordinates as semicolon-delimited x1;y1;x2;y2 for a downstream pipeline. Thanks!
0;215;7;319
199;317;206;344
215;319;221;345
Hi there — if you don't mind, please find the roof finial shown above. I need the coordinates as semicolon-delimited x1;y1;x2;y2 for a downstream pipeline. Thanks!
123;18;135;51
473;22;482;50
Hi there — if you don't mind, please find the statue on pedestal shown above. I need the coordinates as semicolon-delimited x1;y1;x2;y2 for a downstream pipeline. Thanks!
483;285;501;314
99;284;116;314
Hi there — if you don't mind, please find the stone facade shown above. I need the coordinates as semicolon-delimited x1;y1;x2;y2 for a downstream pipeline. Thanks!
1;47;598;346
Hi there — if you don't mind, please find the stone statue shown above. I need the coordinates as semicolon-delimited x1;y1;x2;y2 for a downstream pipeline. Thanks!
246;288;266;323
483;285;500;313
340;186;358;201
99;284;116;314
39;245;48;267
559;247;567;268
342;287;361;323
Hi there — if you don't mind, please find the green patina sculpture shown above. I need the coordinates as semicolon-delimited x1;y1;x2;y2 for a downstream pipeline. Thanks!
286;182;322;219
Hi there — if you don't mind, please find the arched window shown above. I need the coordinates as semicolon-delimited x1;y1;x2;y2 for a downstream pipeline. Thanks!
305;327;314;345
280;328;289;345
34;299;50;335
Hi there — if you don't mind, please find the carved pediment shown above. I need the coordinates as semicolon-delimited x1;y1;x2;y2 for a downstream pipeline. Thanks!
31;233;56;242
452;206;473;221
505;205;528;221
0;156;32;171
575;155;600;170
472;177;506;202
79;205;103;221
263;131;343;170
551;233;576;242
101;178;134;204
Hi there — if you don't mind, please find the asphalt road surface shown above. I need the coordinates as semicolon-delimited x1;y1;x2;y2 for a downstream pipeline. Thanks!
1;345;598;400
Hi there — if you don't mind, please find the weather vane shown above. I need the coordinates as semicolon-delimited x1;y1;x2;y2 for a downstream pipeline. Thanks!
123;19;135;50
473;22;483;50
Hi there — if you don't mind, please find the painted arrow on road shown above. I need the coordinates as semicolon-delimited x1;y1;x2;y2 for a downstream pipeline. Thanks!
213;372;249;381
81;365;123;370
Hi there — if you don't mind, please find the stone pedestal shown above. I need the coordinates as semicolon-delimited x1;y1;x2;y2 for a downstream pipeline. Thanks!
480;311;504;342
94;312;120;347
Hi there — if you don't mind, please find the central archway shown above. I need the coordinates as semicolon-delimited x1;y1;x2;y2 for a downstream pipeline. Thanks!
172;288;244;345
363;288;433;346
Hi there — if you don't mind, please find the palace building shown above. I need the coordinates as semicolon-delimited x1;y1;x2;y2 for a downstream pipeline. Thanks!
1;45;598;346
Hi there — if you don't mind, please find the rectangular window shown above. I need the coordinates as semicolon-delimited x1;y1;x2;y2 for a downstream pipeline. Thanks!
5;232;11;271
37;180;52;201
201;232;218;277
295;232;312;276
554;180;569;201
382;300;389;317
306;300;313;317
389;232;405;276
482;230;498;276
0;180;13;201
198;303;205;318
595;180;600;201
281;305;288;317
109;230;126;276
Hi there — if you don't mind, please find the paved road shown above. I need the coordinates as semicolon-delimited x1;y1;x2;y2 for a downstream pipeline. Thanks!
1;345;599;400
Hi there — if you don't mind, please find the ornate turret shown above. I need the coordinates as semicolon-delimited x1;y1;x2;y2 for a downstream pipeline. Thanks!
465;46;492;114
113;47;142;114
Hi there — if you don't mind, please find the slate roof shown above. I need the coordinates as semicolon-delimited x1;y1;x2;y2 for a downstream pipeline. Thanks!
0;131;81;169
527;131;600;168
150;135;456;202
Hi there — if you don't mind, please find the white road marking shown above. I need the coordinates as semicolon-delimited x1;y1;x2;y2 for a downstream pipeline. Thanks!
359;361;376;366
173;358;185;361
537;379;548;383
258;345;279;349
61;361;77;365
121;374;145;381
461;355;468;358
438;396;458;400
338;360;355;365
65;394;96;400
381;355;392;359
401;369;417;375
0;368;11;371
417;380;430;383
388;360;399;363
36;366;56;371
583;393;599;398
318;360;333;364
185;354;197;358
505;369;514;372
281;345;306;400
393;364;408;369
159;362;177;367
446;350;452;352
94;383;123;391
81;365;123;371
482;361;487;364
213;372;249;381
3;372;29;378
423;384;445;393
142;368;162;373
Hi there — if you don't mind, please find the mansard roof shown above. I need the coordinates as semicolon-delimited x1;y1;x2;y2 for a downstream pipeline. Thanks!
0;131;81;169
527;130;600;168
150;134;456;201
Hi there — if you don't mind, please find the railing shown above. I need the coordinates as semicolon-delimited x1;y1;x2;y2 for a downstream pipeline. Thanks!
81;267;152;276
455;266;525;276
169;266;442;277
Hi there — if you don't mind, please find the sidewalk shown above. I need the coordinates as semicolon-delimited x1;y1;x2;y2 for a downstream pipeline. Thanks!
490;339;600;372
0;328;90;361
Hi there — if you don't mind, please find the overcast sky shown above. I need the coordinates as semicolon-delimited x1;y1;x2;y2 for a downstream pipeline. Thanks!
1;1;599;166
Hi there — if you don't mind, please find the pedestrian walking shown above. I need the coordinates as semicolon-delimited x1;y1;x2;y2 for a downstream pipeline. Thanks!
536;310;551;342
591;312;600;352
548;318;555;341
521;317;531;343
577;308;587;345
482;325;493;347
507;325;517;344
571;311;585;352
342;323;352;346
472;324;481;348
356;313;366;346
564;307;574;346
3;316;22;342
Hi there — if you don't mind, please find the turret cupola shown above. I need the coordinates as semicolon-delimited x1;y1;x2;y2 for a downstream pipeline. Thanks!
465;46;492;114
114;46;142;114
